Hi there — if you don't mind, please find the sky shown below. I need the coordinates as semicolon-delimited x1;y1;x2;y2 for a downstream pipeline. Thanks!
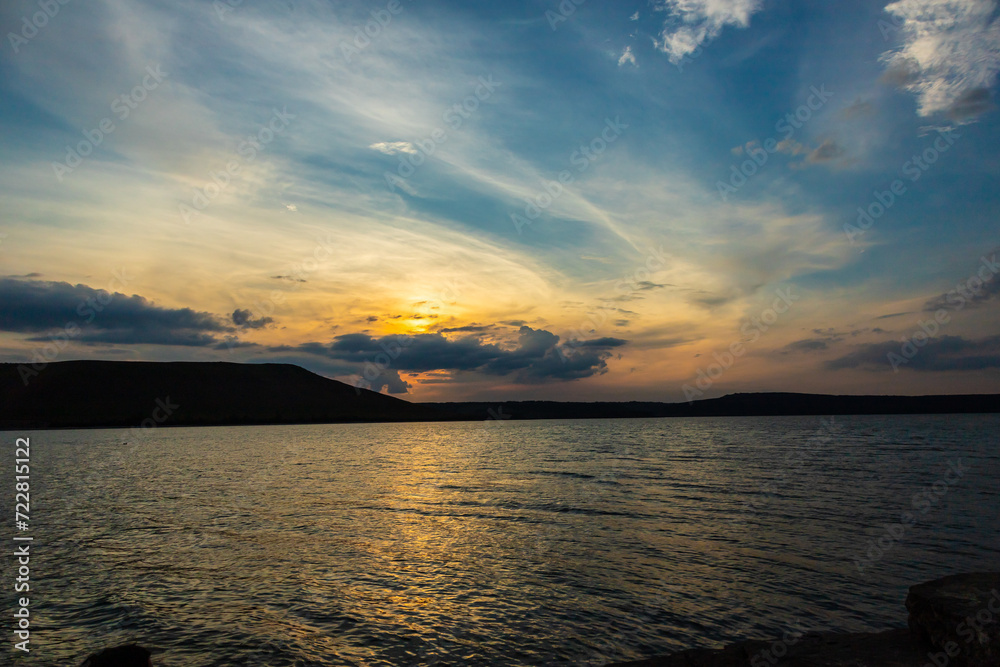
1;0;999;402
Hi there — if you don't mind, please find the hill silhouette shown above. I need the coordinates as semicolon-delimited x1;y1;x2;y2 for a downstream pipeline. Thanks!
1;361;997;429
0;360;441;429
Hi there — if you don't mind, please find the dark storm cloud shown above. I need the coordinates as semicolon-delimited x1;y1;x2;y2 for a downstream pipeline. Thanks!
923;256;1000;311
366;368;411;394
274;325;627;384
826;335;1000;372
573;337;628;348
44;330;222;347
215;337;261;350
0;278;229;346
437;324;494;333
782;338;830;353
232;308;274;329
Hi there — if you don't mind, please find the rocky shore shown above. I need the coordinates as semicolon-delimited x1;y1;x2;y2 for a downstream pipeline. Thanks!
613;572;1000;667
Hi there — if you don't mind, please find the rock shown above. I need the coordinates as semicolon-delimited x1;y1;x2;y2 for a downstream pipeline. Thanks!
906;572;1000;667
79;643;152;667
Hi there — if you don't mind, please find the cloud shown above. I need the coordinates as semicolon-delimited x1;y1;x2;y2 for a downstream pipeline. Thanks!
881;0;1000;121
571;337;628;348
826;334;1000;371
630;11;640;21
215;337;260;350
948;86;997;120
369;141;417;155
923;258;1000;311
0;278;228;347
654;0;764;63
781;338;831;353
805;139;846;164
231;308;274;330
360;367;412;394
776;138;809;155
618;46;638;67
37;330;223;347
437;324;494;333
285;203;298;212
773;137;846;167
839;98;875;120
274;326;627;386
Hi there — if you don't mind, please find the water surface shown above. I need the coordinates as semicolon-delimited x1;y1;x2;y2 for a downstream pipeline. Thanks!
2;415;998;665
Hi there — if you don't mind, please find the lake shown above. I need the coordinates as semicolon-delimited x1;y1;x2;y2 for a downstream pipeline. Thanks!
2;415;998;665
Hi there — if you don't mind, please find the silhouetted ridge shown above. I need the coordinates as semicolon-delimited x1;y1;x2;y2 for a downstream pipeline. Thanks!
425;391;1000;420
0;360;442;428
2;361;997;429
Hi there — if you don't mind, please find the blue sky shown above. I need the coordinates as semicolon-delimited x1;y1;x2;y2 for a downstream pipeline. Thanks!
1;0;999;401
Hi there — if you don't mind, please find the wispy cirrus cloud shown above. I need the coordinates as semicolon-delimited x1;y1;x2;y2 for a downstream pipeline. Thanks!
369;141;418;155
653;0;764;63
881;0;1000;121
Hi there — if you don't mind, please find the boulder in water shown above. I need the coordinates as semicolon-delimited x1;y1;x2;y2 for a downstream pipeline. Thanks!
906;572;1000;667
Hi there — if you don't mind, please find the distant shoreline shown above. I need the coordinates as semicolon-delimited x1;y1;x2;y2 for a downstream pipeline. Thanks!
4;410;1000;433
3;360;998;430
